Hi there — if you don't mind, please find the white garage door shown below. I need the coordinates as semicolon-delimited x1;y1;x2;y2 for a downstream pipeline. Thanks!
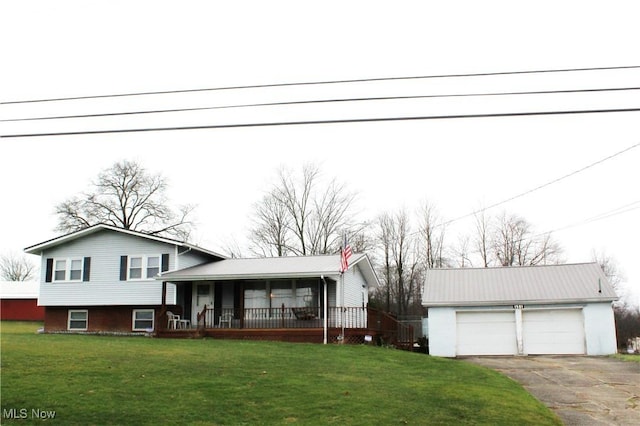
523;309;585;355
456;311;517;356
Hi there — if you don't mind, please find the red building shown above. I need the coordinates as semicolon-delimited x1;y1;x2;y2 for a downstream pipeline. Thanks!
0;281;44;321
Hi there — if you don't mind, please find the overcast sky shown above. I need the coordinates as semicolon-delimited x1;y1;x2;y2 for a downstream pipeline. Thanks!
1;1;638;305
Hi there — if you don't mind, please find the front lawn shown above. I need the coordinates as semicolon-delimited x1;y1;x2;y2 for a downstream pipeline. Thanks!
1;321;560;425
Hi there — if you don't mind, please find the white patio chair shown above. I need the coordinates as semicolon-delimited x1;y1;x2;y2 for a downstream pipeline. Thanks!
166;311;180;329
219;313;233;328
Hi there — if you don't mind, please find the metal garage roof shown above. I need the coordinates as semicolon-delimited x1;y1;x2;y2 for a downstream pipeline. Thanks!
422;262;617;307
0;281;40;299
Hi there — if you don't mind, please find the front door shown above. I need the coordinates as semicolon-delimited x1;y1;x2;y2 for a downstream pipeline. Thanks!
194;283;215;326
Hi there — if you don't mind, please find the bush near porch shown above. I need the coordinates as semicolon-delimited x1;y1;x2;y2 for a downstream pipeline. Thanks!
1;322;560;425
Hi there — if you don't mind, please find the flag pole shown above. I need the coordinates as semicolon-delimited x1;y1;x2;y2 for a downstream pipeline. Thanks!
341;231;346;343
338;231;352;344
341;268;345;343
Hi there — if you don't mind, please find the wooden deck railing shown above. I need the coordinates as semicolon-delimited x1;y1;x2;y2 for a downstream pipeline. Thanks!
197;305;369;329
190;304;413;350
367;308;414;348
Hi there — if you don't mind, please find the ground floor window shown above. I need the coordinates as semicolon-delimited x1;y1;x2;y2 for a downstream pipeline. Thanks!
132;309;154;331
68;310;88;330
243;279;321;310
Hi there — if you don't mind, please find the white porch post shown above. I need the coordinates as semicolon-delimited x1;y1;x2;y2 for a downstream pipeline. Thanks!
322;275;328;344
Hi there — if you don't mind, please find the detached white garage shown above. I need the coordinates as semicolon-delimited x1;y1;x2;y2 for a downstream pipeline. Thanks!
423;263;618;357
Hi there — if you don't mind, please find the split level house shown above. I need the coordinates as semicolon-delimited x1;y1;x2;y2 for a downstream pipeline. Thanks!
25;224;397;344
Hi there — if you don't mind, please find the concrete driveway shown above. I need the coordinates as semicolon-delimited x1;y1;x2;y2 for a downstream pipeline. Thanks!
464;356;639;425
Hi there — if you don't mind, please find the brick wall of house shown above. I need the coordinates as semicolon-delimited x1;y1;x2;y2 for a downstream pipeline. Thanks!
44;305;182;332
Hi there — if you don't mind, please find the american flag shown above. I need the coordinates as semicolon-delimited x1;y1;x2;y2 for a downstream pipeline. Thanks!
340;234;353;273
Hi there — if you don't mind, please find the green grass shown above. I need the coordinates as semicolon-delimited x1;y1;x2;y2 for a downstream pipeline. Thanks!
614;353;640;363
1;321;560;425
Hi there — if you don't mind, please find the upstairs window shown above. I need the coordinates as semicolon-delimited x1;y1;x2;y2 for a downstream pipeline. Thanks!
146;256;160;278
52;258;85;282
125;255;162;280
54;259;67;281
129;257;143;279
69;259;83;280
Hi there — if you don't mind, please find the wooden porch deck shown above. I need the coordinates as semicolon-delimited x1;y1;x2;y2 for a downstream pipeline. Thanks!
155;306;414;349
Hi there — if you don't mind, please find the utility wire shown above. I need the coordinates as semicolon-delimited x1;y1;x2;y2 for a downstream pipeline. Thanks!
3;107;640;139
3;86;640;123
461;200;640;252
532;200;640;238
436;141;640;229
3;65;639;105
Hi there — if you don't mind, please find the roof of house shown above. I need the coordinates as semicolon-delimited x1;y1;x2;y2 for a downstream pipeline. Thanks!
0;281;39;299
159;253;378;285
23;224;226;260
422;262;617;307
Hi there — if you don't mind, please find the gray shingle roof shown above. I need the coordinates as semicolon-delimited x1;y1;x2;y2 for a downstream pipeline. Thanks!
422;262;617;307
160;253;378;285
24;223;226;260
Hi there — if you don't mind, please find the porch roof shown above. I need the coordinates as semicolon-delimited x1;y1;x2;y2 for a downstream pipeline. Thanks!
159;253;378;285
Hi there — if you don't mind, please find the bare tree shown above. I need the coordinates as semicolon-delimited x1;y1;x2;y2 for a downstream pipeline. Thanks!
249;191;291;257
373;210;424;316
220;237;246;259
249;163;356;256
272;164;317;255
452;235;472;268
308;179;355;254
346;222;376;254
591;249;625;291
55;160;195;240
473;210;492;267
492;211;562;266
0;252;37;281
376;212;395;312
418;201;448;268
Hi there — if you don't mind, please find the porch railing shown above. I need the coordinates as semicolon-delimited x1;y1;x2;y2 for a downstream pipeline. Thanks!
367;309;414;348
192;305;413;349
197;305;368;329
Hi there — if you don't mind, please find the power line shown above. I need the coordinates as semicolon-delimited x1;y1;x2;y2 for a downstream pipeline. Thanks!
3;65;639;105
437;141;640;229
3;107;639;139
532;200;640;237
462;200;640;253
4;85;640;123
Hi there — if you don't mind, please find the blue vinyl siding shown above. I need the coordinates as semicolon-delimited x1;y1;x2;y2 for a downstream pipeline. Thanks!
38;229;210;306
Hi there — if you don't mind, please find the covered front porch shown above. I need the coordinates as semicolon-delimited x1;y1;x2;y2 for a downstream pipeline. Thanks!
190;277;336;326
156;278;410;346
154;254;413;347
158;276;351;334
